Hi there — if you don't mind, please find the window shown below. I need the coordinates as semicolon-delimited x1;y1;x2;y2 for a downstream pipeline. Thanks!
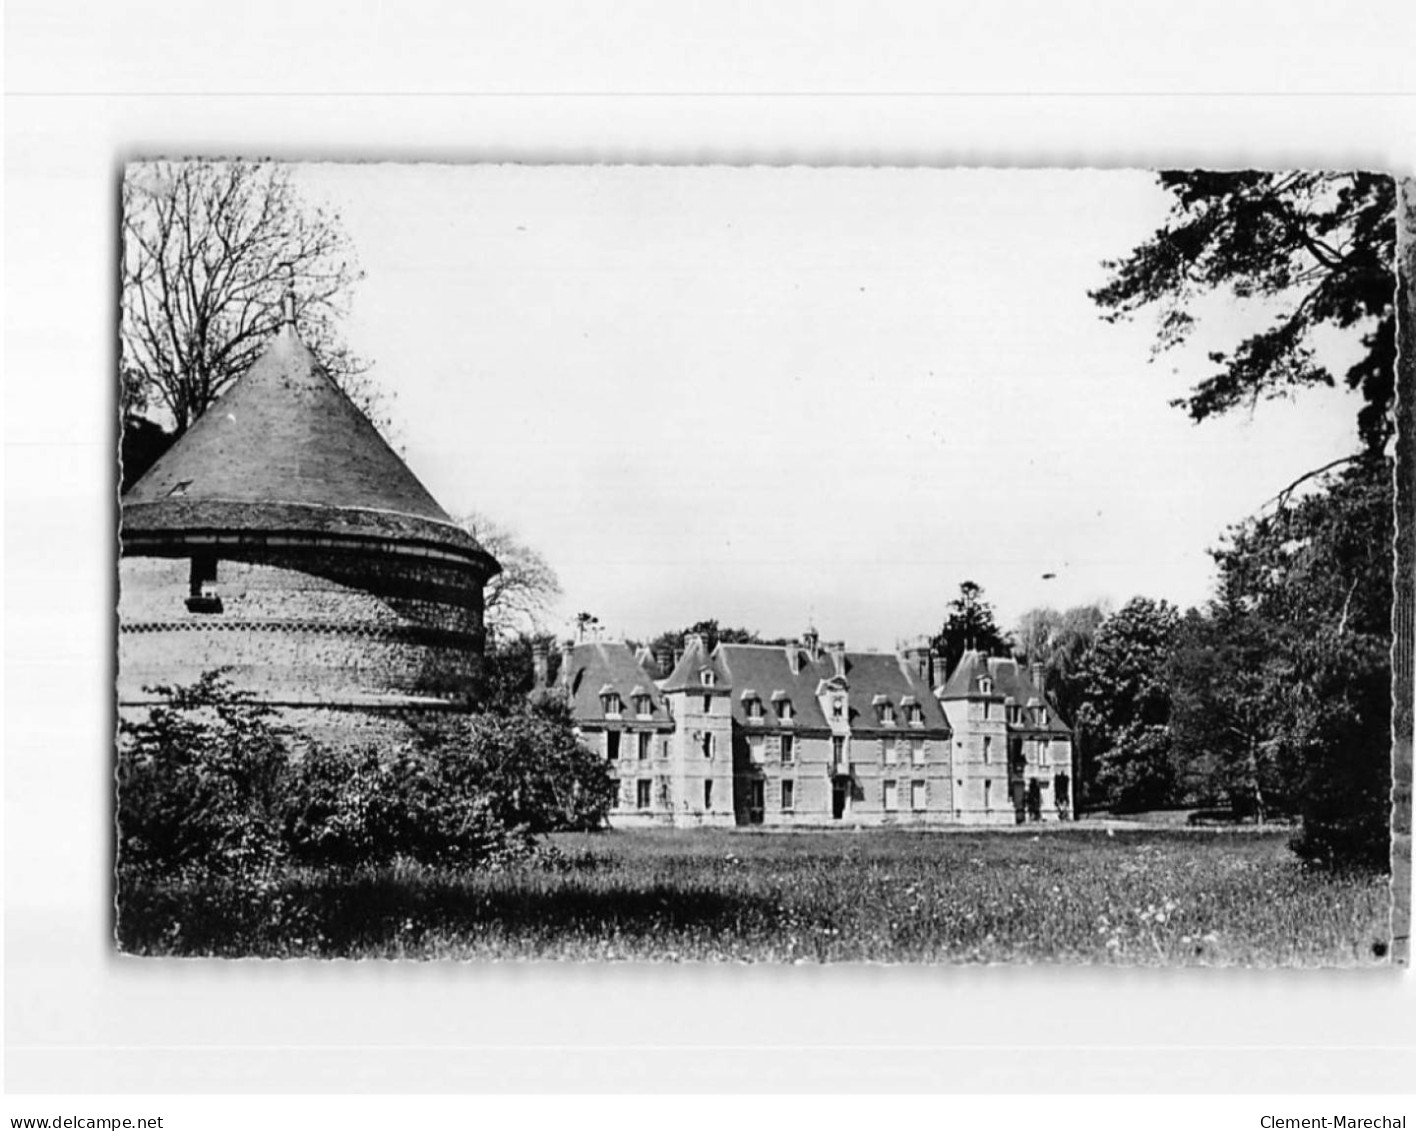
611;785;621;808
634;695;653;718
1039;740;1050;768
831;696;845;720
832;735;845;765
637;731;651;760
778;699;795;722
880;702;896;725
912;780;926;810
982;700;991;720
780;734;794;763
1038;707;1049;726
984;779;992;812
883;780;899;811
701;731;714;758
704;780;714;810
911;738;925;765
908;704;924;726
606;731;620;760
662;738;671;759
885;737;898;765
781;780;795;810
1008;704;1021;725
749;735;765;765
747;698;764;720
702;695;712;714
602;692;622;717
983;735;991;764
637;779;652;809
979;677;993;695
701;669;716;687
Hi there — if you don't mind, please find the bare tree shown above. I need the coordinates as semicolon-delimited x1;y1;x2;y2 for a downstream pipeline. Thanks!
121;160;389;436
457;512;562;640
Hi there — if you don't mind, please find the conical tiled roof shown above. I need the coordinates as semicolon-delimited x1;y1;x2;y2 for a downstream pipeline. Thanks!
122;323;495;569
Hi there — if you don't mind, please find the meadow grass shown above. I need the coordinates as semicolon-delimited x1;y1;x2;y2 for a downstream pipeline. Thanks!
116;826;1393;964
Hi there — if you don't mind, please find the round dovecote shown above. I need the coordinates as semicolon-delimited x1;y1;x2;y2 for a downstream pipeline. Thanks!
119;322;500;715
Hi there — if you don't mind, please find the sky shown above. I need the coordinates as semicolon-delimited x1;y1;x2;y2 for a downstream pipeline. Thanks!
293;164;1365;650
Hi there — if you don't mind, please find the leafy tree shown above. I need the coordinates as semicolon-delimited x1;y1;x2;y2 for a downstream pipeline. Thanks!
1167;607;1295;820
1093;171;1396;867
1071;597;1182;813
119;415;177;492
1205;457;1392;865
121;160;387;437
932;581;1013;679
1014;603;1107;718
457;512;562;640
1091;172;1395;454
476;630;564;716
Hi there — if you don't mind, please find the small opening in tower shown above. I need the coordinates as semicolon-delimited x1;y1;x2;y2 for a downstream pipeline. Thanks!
185;552;223;614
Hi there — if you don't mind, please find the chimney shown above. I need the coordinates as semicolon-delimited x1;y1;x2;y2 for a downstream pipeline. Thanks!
559;639;575;689
532;640;549;690
787;643;802;675
827;640;846;675
802;625;820;659
900;636;935;687
655;645;674;678
1030;661;1045;692
673;646;684;670
684;632;707;657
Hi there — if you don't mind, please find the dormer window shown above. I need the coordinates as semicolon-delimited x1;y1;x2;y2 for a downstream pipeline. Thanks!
879;702;896;725
746;698;764;721
634;694;653;718
600;688;622;717
701;669;716;687
831;696;845;720
1038;707;1049;726
978;677;993;695
772;691;794;723
907;703;924;726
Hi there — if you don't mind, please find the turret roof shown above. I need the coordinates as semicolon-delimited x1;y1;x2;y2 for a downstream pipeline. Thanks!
121;323;495;569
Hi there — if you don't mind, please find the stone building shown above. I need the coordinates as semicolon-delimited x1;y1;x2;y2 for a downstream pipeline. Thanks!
549;630;1073;827
118;310;499;743
937;650;1074;823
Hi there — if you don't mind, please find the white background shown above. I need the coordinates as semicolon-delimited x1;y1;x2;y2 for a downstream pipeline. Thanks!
5;0;1415;1096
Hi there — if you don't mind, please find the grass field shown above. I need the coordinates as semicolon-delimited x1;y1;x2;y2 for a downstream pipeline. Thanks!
116;826;1393;964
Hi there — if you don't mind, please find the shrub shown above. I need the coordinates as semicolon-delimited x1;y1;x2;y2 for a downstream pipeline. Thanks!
283;742;540;869
117;670;290;880
413;706;617;834
118;672;605;880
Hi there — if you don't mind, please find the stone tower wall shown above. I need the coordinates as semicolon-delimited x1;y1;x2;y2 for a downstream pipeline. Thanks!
118;554;484;709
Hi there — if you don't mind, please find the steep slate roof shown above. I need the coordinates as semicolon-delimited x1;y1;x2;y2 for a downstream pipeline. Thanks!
938;649;998;699
837;649;952;736
563;642;674;729
713;644;951;736
659;635;732;694
938;650;1070;734
712;644;829;729
121;323;495;568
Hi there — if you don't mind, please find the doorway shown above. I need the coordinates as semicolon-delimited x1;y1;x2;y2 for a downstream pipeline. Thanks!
832;780;848;820
748;778;765;824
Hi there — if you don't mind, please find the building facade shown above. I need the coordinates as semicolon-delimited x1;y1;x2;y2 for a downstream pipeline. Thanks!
551;631;1074;828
